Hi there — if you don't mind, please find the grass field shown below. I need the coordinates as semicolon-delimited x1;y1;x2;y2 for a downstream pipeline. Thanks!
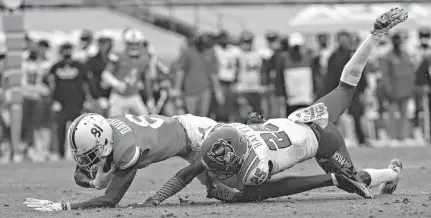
1;146;431;218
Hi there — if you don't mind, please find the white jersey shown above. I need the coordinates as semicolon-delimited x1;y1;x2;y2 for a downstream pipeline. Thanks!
261;118;318;175
214;45;241;83
236;50;265;93
236;118;319;186
173;114;217;152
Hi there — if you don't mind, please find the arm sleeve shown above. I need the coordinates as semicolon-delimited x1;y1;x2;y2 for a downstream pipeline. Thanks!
70;168;137;209
150;159;205;204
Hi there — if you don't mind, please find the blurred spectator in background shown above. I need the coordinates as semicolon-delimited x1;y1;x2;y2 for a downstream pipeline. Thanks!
312;32;331;100
45;42;90;160
325;30;353;144
413;26;431;143
85;36;113;116
24;32;32;50
102;28;153;117
213;31;240;122
262;30;280;118
263;35;289;118
415;26;431;143
21;41;52;162
380;32;415;145
74;29;95;63
144;39;174;116
38;40;51;62
372;37;392;144
235;31;267;121
348;34;369;147
172;33;223;117
283;32;314;115
325;30;352;99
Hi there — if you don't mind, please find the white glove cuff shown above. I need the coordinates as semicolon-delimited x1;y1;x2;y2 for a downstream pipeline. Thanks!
331;173;339;186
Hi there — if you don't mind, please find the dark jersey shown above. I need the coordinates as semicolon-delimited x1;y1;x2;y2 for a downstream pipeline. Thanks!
105;53;150;96
47;60;90;106
71;114;188;209
108;114;188;169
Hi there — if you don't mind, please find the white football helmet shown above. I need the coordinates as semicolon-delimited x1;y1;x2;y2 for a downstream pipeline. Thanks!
123;28;144;56
68;113;113;175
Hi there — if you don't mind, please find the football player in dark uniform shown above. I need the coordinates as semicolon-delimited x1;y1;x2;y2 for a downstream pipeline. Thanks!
24;113;217;211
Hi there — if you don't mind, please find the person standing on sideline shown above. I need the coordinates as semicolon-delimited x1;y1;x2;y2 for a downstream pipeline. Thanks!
213;31;240;122
172;33;224;117
380;32;416;146
45;43;91;160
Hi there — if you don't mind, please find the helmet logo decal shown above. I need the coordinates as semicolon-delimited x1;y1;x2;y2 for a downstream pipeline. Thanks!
207;139;240;166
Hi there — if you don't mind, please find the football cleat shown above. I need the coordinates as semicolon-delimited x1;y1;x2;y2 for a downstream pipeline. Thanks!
370;7;408;36
334;173;374;199
379;159;402;194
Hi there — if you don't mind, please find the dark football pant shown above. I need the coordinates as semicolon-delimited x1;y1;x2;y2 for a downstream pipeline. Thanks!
53;106;82;158
312;82;370;185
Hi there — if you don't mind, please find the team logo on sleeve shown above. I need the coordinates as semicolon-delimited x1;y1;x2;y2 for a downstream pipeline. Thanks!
208;139;240;166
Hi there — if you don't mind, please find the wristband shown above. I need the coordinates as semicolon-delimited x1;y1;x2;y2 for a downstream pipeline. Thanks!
331;173;339;187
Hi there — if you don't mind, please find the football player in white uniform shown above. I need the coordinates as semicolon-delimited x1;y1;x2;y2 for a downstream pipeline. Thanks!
144;8;407;205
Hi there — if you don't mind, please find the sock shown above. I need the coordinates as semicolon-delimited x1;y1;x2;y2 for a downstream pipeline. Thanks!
362;168;398;188
340;34;381;87
340;71;362;87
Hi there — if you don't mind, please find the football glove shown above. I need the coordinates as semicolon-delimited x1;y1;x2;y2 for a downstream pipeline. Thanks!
371;7;408;36
24;198;71;212
90;164;116;190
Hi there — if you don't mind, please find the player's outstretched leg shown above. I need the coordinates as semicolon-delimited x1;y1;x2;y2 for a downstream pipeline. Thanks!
315;123;373;198
358;159;403;194
314;7;408;123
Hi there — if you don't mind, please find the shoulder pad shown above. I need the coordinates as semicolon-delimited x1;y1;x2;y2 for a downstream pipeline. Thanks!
116;145;141;170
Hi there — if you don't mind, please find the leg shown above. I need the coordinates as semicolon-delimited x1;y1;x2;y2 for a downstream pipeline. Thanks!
184;93;198;115
349;101;366;145
199;89;212;117
216;82;232;122
314;123;374;197
242;172;375;201
314;83;356;124
55;109;68;159
387;100;398;139
256;174;334;200
359;158;402;194
130;95;149;115
108;93;125;117
314;30;391;123
398;98;410;139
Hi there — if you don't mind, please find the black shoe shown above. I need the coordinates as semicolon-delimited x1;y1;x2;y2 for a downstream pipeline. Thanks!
334;173;374;199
